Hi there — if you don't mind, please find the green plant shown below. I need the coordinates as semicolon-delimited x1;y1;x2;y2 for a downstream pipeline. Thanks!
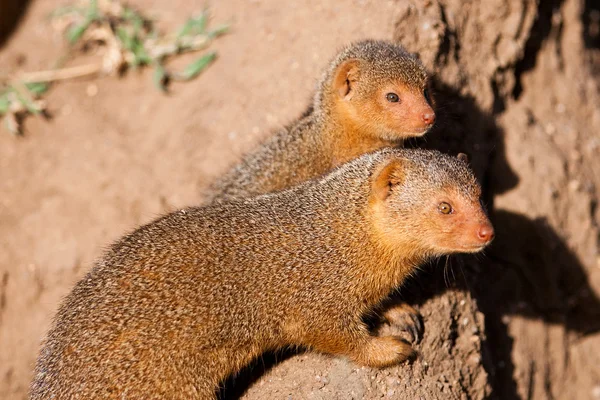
0;0;228;135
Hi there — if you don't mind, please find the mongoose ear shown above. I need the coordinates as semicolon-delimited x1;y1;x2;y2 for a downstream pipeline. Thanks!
371;159;405;201
333;59;360;100
457;153;469;164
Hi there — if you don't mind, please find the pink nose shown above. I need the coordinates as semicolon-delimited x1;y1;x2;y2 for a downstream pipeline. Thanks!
422;112;435;125
477;224;495;243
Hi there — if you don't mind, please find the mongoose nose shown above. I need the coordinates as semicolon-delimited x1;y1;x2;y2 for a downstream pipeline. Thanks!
477;224;495;243
422;112;435;125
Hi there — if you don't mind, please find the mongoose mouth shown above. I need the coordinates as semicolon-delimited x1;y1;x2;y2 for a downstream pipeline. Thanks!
459;243;492;253
434;242;492;255
457;221;494;253
408;126;432;137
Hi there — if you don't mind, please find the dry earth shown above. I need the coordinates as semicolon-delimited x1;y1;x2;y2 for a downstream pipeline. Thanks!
0;0;599;399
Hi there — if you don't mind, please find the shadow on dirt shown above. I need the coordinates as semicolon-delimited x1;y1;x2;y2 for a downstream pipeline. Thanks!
512;0;564;100
402;74;600;399
583;0;600;50
217;349;300;400
583;0;600;76
0;0;32;49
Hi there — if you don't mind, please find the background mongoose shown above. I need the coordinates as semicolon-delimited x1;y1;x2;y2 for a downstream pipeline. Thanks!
207;39;435;201
31;149;493;400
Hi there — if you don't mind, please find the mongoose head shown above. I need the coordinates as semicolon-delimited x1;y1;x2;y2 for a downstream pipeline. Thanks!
369;150;494;259
321;40;435;141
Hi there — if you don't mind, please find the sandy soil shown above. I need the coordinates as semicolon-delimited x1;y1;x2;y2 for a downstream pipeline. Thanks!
1;0;599;399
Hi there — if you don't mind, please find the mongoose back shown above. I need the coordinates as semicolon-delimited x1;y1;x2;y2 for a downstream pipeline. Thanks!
31;149;493;400
207;39;435;201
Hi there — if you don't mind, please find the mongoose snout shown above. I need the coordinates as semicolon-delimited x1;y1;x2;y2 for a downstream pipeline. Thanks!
421;110;435;126
477;222;495;243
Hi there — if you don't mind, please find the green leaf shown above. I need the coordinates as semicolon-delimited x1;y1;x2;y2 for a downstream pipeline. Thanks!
133;17;144;35
208;24;229;39
14;91;42;115
116;27;133;49
131;37;151;66
177;13;207;39
191;13;208;34
176;19;193;39
87;0;99;19
25;82;49;96
0;96;10;114
180;52;216;80
121;7;135;20
67;21;90;43
177;12;211;38
122;6;145;29
153;64;168;91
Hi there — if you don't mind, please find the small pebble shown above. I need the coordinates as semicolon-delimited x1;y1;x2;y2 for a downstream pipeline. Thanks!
568;180;581;192
86;83;98;97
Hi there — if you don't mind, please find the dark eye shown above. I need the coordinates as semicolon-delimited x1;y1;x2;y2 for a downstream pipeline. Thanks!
424;88;431;103
438;202;453;214
386;93;399;103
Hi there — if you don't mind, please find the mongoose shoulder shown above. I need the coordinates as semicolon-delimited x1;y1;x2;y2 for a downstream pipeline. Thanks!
31;149;493;400
207;39;435;201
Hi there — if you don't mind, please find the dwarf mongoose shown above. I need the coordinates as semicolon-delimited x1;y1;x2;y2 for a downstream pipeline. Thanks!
31;149;493;400
207;39;435;201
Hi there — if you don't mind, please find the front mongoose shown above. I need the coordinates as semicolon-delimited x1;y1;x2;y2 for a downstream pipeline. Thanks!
31;149;493;400
207;39;435;201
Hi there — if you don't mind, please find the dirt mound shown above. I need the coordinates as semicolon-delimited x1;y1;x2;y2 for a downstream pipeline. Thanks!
396;0;600;398
1;0;598;399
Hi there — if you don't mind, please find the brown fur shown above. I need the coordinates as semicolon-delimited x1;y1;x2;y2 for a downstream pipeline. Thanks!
30;149;493;400
207;40;435;202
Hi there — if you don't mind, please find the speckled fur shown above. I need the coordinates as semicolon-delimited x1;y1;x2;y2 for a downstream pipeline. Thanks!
207;40;430;202
30;149;487;400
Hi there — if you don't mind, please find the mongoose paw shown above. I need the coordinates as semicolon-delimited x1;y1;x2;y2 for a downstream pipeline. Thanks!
380;303;423;344
355;336;416;368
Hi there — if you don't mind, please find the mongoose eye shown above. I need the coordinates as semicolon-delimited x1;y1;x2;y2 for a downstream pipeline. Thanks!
438;202;453;214
386;93;400;103
424;88;431;103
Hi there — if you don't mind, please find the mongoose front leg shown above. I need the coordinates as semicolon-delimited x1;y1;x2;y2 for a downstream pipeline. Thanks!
306;321;415;368
354;335;416;368
380;303;423;343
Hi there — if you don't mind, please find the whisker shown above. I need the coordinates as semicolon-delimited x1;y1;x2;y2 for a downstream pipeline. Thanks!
458;257;471;292
443;256;450;288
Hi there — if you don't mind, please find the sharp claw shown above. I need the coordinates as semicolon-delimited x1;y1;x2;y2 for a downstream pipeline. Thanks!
410;313;423;342
381;304;424;343
410;326;418;343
